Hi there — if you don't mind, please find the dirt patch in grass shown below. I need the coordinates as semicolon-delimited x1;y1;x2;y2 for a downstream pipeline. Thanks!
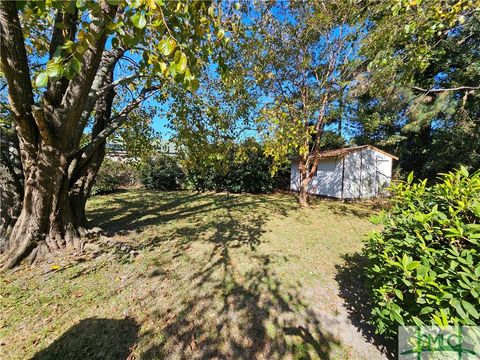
1;190;389;359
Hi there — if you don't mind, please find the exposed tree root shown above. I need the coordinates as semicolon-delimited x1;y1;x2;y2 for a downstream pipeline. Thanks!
0;226;104;271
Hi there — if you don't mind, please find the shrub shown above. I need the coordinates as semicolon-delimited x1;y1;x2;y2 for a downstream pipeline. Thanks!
365;167;480;340
139;155;184;190
222;146;277;193
91;159;138;196
182;142;289;194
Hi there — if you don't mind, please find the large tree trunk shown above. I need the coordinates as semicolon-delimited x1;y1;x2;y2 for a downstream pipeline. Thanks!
69;145;106;228
0;1;150;269
0;143;90;269
0;85;115;270
0;171;22;243
68;71;114;227
0;75;115;269
0;129;23;242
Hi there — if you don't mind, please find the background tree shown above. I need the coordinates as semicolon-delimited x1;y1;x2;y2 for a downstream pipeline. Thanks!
0;0;227;268
350;0;480;179
107;108;161;161
238;1;360;206
167;60;259;192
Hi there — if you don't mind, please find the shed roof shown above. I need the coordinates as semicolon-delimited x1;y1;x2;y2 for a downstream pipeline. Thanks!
316;145;399;160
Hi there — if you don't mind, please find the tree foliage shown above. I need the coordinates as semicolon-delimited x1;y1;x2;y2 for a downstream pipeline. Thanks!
180;138;288;193
232;0;360;204
91;158;139;196
108;108;161;162
351;0;480;178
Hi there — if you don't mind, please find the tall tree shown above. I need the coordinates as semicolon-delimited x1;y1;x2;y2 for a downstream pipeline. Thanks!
0;0;226;268
351;0;480;178
238;1;359;206
167;67;256;191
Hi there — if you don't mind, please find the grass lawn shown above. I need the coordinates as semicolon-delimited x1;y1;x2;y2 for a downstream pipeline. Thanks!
0;190;388;359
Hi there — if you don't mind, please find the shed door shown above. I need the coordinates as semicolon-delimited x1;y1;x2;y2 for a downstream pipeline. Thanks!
376;158;390;195
360;151;377;197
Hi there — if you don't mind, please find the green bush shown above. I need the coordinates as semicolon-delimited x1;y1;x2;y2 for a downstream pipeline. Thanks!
139;155;184;190
183;142;290;194
91;159;138;196
365;167;480;339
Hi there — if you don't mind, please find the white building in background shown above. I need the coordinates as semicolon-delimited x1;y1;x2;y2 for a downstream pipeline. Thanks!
106;139;178;162
290;145;398;199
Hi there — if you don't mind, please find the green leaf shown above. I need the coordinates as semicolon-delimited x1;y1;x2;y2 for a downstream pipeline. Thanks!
158;38;176;56
462;300;479;319
391;308;404;325
189;78;200;92
46;61;63;78
412;316;423;327
394;289;404;300
459;165;469;178
131;13;147;29
475;265;480;278
35;72;49;88
407;261;421;271
71;58;81;73
168;61;177;77
176;52;188;74
419;306;434;315
453;301;468;319
401;254;409;270
407;171;414;184
432;313;446;328
159;62;168;74
174;50;182;63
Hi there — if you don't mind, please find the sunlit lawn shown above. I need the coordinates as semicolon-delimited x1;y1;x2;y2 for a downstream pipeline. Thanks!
0;190;387;359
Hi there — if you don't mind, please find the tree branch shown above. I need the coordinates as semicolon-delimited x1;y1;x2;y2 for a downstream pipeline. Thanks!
76;87;159;168
45;4;78;107
75;47;127;141
412;85;479;95
0;1;37;142
60;1;118;136
92;73;139;105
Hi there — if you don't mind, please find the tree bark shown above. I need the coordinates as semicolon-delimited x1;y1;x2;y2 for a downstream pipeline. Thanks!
298;157;313;207
0;142;88;269
68;73;114;227
0;76;116;269
0;170;22;244
0;131;23;243
298;178;310;207
0;1;164;269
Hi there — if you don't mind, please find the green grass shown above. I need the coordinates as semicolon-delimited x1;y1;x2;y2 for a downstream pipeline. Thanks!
0;190;385;359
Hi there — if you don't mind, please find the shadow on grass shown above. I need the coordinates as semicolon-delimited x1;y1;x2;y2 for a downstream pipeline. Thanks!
89;191;294;233
32;317;139;360
140;254;341;359
335;253;395;359
325;203;373;219
84;191;351;358
88;191;209;234
142;199;340;358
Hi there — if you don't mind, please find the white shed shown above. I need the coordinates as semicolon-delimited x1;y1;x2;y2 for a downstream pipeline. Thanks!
290;145;398;199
